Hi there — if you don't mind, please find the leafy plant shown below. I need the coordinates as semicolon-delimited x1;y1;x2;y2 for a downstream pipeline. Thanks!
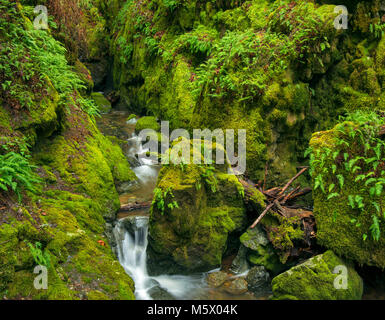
0;149;41;202
152;187;179;215
306;110;385;241
27;241;51;267
199;165;218;193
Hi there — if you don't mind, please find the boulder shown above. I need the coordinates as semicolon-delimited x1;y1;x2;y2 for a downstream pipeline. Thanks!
310;120;385;268
230;245;250;275
271;250;363;300
240;226;285;275
206;271;228;288
135;116;160;133
147;140;254;274
246;266;271;297
223;278;248;295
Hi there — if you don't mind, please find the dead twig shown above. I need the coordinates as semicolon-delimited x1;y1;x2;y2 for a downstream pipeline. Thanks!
250;203;275;229
277;167;308;197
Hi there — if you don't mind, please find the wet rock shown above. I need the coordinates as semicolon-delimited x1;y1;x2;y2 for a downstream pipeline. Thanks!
223;278;248;295
206;271;228;288
230;245;250;274
116;181;137;194
148;284;176;300
122;216;149;234
240;226;285;276
246;266;271;297
240;226;269;250
127;155;142;168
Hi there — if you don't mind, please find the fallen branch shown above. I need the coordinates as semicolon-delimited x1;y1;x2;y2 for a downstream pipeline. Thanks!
282;186;301;204
250;202;275;229
249;167;310;228
287;187;312;201
120;201;151;212
277;167;308;197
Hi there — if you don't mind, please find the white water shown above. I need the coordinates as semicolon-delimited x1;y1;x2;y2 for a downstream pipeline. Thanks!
114;129;207;300
114;217;207;300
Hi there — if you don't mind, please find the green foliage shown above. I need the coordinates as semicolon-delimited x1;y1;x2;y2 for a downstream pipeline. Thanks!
152;187;179;215
369;21;385;39
0;1;97;117
116;36;133;64
306;110;385;241
163;0;180;11
173;25;216;58
191;1;330;101
77;97;101;118
199;165;218;193
0;145;41;202
27;241;51;268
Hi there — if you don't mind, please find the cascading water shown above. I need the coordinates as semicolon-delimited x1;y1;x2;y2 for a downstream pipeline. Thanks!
113;216;207;300
105;113;257;300
114;217;152;300
112;120;207;300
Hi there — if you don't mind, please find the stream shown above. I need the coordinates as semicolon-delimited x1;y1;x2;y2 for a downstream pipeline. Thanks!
97;109;259;300
97;109;385;300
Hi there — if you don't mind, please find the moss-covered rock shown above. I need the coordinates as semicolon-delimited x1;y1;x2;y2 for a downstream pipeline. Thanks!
271;250;363;300
91;92;112;114
240;227;285;276
0;2;136;300
147;140;250;274
135;116;160;133
309;117;385;268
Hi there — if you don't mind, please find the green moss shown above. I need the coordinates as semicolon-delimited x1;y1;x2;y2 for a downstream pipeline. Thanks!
271;250;363;300
135;116;160;132
91;92;111;114
0;2;136;300
310;122;385;268
148;141;247;274
127;114;137;121
240;226;285;276
74;60;94;93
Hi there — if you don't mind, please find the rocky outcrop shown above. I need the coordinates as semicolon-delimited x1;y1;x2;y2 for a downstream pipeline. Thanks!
147;140;254;274
271;250;363;300
0;2;136;300
310;115;385;268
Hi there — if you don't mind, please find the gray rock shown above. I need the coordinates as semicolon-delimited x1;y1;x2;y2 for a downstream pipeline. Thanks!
240;225;269;250
148;283;176;300
116;180;137;194
223;278;248;295
206;271;228;288
122;216;149;234
246;266;271;297
230;245;250;274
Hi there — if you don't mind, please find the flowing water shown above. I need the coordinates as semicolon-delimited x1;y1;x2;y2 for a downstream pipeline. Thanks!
98;110;258;300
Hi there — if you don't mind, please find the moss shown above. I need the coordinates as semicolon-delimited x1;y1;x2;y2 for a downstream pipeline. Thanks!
147;141;247;274
135;116;160;133
240;226;285;276
271;250;363;300
74;60;94;93
91;92;112;114
310;123;385;268
127;114;137;121
0;2;136;300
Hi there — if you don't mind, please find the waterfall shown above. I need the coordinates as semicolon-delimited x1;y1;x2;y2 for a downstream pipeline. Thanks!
113;216;206;300
114;217;152;300
112;118;210;300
